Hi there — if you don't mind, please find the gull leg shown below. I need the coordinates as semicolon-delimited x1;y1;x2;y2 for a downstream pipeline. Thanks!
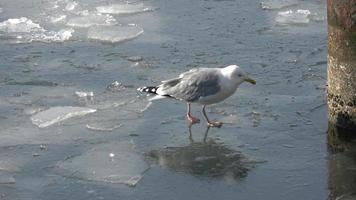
202;105;223;128
186;103;200;124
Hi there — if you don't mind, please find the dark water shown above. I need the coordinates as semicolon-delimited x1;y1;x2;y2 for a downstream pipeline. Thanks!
1;0;354;199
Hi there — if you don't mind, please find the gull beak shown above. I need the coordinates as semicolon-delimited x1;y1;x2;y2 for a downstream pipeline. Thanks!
245;77;256;85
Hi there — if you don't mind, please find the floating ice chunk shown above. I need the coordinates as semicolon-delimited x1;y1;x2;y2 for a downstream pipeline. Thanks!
86;124;122;132
88;26;143;43
0;17;74;43
56;141;149;186
50;15;67;23
0;171;16;184
127;56;143;62
31;106;96;128
309;12;326;22
37;28;74;42
75;91;94;98
65;0;78;11
275;9;311;25
260;0;298;10
106;81;126;92
67;14;117;27
0;17;44;33
23;107;44;115
96;3;154;15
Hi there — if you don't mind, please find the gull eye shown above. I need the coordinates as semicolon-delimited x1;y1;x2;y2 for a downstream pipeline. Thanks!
237;74;243;77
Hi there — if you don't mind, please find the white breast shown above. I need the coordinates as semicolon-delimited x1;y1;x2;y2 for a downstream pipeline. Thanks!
196;75;238;105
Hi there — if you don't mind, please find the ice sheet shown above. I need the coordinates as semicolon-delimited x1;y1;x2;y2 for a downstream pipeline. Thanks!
56;141;149;186
66;14;117;27
87;26;144;43
96;3;154;15
30;106;96;128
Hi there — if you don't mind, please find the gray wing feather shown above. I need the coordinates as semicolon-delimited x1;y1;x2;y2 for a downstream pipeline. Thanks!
159;68;221;102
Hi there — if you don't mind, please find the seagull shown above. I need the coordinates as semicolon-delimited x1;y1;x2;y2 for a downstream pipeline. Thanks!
138;65;256;127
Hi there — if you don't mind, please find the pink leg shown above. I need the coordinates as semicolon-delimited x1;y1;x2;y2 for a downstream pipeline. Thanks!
186;103;200;124
202;105;223;128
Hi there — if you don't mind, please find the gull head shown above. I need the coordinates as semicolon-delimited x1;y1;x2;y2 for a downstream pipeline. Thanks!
222;65;256;85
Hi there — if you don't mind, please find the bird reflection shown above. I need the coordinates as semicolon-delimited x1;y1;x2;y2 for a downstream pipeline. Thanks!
188;124;210;143
146;125;252;180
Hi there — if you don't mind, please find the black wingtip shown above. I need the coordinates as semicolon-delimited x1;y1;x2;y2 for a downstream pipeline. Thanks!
138;86;158;94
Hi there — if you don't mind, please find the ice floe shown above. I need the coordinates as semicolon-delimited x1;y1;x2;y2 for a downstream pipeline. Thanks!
56;141;149;186
31;106;96;128
64;0;78;11
0;17;44;33
106;81;126;92
96;3;154;15
66;14;117;28
88;26;143;43
75;91;94;98
86;123;123;132
49;15;67;23
275;9;311;25
0;17;74;43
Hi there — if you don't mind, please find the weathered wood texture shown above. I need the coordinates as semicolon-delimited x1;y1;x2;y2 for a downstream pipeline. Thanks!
327;0;356;134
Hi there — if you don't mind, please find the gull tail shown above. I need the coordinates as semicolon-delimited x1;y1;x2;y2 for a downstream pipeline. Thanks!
137;86;159;94
137;86;168;101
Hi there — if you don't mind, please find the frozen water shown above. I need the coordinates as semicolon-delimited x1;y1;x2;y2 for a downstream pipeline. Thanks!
127;56;143;62
56;141;149;186
30;106;96;128
260;0;298;10
96;3;154;15
86;123;123;132
0;17;74;43
49;15;67;23
0;17;44;33
66;14;117;28
275;9;311;25
64;0;78;11
36;28;74;42
75;91;94;98
146;141;251;179
88;26;144;43
0;0;330;198
106;81;126;92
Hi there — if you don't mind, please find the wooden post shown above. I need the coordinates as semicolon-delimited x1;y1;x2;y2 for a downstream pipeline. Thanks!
327;1;356;199
327;0;356;147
